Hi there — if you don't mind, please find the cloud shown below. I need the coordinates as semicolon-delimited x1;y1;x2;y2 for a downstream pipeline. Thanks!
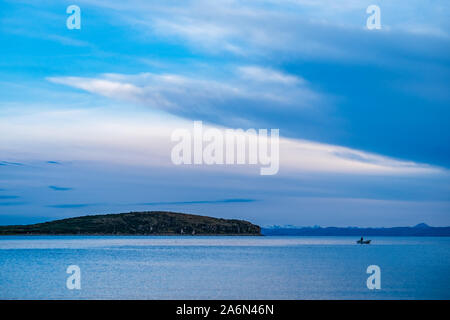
137;199;256;206
48;186;73;191
46;203;95;209
280;138;440;175
0;161;24;166
48;67;325;129
0;202;27;206
48;77;145;104
0;195;20;200
0;106;442;176
76;0;449;64
238;66;305;85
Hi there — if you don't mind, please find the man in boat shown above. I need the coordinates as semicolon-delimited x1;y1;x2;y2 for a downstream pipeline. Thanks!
357;237;371;244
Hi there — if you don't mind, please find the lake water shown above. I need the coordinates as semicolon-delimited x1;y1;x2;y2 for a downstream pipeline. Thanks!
0;236;448;299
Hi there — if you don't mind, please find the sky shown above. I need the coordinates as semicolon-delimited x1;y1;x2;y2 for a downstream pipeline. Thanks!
0;0;449;227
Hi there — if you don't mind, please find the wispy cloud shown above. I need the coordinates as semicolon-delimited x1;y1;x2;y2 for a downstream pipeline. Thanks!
0;202;27;206
238;66;305;85
77;0;449;63
0;195;20;200
137;199;256;206
46;203;96;209
48;67;325;128
0;161;24;166
48;186;73;191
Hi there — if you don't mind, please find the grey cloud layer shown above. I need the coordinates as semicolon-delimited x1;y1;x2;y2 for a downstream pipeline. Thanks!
79;0;449;63
48;67;326;128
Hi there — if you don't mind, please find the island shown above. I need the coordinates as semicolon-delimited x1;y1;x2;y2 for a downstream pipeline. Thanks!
0;211;261;236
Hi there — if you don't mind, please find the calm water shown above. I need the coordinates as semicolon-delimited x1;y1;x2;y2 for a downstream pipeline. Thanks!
0;236;449;299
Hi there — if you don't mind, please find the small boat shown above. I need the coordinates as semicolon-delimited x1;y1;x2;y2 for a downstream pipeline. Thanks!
356;239;371;244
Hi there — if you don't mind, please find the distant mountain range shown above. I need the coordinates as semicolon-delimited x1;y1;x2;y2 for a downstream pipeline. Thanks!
0;211;261;236
262;223;450;236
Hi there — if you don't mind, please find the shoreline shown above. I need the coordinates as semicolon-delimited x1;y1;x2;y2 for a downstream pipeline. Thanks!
0;233;263;237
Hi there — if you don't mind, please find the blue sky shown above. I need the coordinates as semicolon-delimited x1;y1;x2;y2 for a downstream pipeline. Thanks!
0;0;449;227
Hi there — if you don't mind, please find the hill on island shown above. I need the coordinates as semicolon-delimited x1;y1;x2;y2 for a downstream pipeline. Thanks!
0;211;261;236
